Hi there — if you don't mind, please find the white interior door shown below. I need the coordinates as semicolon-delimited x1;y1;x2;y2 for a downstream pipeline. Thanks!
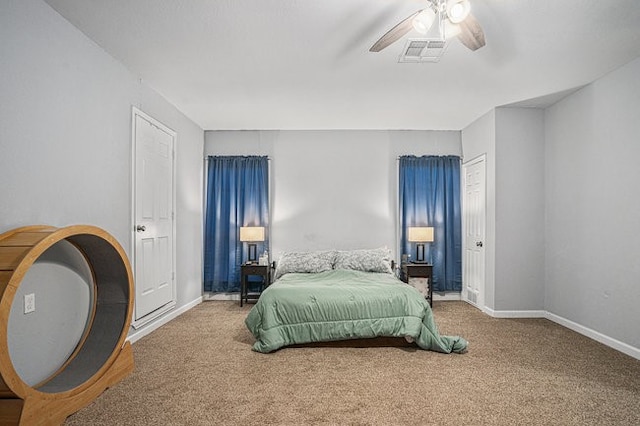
133;109;176;322
462;155;485;308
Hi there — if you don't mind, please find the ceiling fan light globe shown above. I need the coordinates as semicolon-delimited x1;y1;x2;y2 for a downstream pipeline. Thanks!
412;9;436;34
443;20;461;39
447;0;471;24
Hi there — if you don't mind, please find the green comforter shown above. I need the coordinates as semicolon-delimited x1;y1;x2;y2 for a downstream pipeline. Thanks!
245;269;468;354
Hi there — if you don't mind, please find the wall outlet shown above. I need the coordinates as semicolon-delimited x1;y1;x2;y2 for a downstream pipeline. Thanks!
24;293;35;314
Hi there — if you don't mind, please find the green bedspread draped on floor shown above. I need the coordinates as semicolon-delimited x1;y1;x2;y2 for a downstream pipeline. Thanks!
245;269;468;354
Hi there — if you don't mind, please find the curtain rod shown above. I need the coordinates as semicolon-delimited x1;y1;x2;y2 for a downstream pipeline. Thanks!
204;156;271;161
396;155;462;160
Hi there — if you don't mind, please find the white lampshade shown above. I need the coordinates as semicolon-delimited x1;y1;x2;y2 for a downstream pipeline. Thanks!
447;0;471;24
412;9;436;35
239;226;265;242
407;227;434;242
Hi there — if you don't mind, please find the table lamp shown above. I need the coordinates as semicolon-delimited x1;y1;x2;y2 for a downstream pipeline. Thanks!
240;226;265;264
407;226;434;263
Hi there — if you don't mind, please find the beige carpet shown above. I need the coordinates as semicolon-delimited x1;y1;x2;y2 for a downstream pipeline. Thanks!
65;301;640;425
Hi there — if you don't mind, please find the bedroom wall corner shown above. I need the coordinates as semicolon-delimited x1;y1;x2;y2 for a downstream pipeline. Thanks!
494;107;545;311
544;56;640;353
462;107;546;313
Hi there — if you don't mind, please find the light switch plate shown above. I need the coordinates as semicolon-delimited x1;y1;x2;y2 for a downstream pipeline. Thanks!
24;293;35;314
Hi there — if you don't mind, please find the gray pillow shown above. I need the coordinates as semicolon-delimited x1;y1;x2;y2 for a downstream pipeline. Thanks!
274;250;336;280
334;248;393;274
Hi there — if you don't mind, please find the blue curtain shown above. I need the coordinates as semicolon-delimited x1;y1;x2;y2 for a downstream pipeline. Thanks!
204;156;269;292
399;155;462;292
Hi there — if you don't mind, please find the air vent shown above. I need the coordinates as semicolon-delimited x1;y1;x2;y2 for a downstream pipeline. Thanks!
398;38;448;63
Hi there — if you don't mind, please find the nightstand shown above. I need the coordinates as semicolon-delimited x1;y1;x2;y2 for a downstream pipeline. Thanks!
401;263;433;307
240;264;270;307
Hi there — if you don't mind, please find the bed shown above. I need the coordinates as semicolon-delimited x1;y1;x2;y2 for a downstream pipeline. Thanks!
245;248;468;354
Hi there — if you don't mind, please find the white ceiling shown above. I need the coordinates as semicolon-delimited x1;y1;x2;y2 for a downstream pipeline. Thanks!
44;0;640;130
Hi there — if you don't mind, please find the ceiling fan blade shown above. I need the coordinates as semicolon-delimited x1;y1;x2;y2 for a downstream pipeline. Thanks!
457;13;485;51
369;9;424;52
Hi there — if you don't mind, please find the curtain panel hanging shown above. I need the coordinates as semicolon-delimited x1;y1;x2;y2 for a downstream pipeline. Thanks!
399;155;462;292
204;156;269;292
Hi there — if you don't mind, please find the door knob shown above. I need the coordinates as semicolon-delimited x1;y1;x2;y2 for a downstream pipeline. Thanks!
136;225;146;232
476;241;483;247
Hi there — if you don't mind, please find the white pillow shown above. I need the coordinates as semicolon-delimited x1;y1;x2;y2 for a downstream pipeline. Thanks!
334;248;393;274
274;250;336;280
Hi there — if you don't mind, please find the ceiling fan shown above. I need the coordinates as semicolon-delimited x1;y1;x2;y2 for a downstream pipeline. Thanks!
369;0;485;53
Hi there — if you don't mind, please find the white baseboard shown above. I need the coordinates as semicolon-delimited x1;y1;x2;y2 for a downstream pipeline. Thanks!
484;306;640;360
127;296;203;344
545;311;640;361
484;307;546;318
433;292;462;301
203;292;239;301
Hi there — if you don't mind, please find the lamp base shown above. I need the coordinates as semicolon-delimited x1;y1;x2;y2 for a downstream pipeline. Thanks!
248;243;257;263
415;243;425;263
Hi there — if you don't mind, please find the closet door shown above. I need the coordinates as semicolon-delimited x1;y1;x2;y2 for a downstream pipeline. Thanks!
133;108;176;323
462;155;485;309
